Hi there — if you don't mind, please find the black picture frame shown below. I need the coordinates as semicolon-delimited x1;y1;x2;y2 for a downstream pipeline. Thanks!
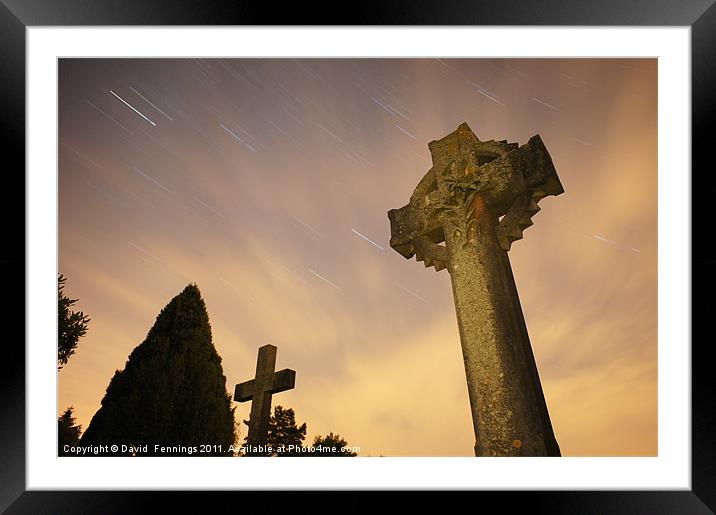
2;0;713;511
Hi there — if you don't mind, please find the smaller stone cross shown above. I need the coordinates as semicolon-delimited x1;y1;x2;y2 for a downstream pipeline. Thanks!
234;344;295;455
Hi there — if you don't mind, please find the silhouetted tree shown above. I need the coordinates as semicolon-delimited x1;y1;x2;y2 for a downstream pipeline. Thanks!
244;405;357;457
268;406;307;456
80;284;236;456
243;405;307;456
57;274;90;452
310;432;358;457
58;274;90;369
58;407;82;456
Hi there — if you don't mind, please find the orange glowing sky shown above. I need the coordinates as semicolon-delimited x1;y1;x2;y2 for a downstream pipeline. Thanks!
58;58;657;456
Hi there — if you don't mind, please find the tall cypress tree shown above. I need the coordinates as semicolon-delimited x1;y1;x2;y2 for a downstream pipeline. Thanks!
80;284;236;456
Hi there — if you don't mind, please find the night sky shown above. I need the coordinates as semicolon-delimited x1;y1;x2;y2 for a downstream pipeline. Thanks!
58;58;657;456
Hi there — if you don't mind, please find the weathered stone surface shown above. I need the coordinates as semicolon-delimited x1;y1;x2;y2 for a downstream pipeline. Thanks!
234;344;295;455
388;122;562;456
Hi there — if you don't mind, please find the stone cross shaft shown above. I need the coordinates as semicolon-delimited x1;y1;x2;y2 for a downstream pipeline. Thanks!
388;123;563;456
234;344;295;455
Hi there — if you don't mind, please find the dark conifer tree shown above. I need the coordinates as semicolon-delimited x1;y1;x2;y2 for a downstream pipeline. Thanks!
266;406;307;456
310;432;358;456
244;405;357;457
243;405;307;456
80;284;236;456
58;407;82;456
58;274;90;369
57;274;90;453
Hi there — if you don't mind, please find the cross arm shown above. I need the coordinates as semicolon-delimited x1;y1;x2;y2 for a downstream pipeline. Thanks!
268;369;296;394
234;379;255;402
389;124;564;264
388;190;444;255
388;169;450;271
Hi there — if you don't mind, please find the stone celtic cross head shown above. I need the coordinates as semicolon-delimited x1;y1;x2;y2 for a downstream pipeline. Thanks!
388;122;563;271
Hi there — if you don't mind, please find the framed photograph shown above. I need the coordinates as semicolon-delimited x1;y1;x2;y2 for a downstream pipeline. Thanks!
3;0;712;511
